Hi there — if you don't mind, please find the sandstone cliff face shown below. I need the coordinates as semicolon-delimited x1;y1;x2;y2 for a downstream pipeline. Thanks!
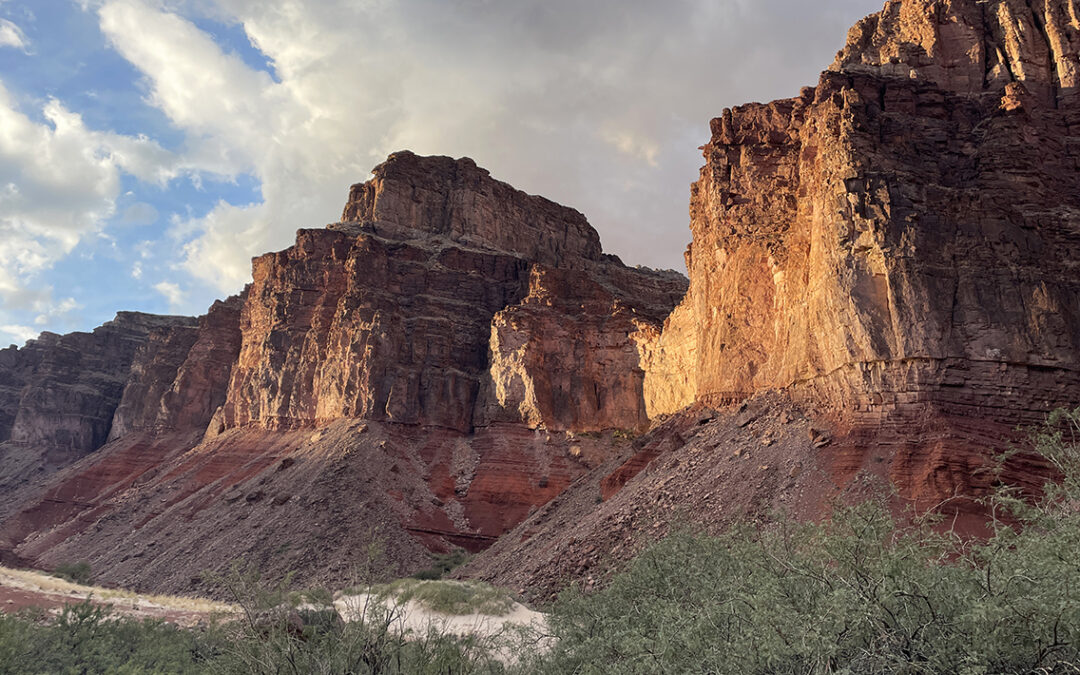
647;0;1080;511
221;227;529;432
222;151;686;435
110;297;244;440
0;151;687;590
479;266;660;432
342;152;602;267
0;313;194;500
0;313;195;453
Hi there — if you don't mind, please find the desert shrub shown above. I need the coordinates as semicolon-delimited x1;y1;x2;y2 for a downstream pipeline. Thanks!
526;408;1080;674
206;560;507;674
410;548;471;581
374;579;515;616
288;585;334;608
0;601;217;674
52;561;93;585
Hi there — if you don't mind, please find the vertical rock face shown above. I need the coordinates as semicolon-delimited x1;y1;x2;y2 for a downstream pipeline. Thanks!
342;151;603;267
652;0;1080;509
222;151;686;435
477;264;685;432
0;313;195;456
221;228;530;432
110;296;244;440
0;313;195;510
665;0;1080;414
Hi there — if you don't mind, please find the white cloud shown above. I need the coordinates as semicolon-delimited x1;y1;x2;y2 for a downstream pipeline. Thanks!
90;0;880;302
33;297;80;326
0;324;36;345
0;19;26;50
131;261;143;279
0;286;80;345
153;280;185;308
0;82;179;255
0;77;185;339
121;202;159;226
600;124;661;167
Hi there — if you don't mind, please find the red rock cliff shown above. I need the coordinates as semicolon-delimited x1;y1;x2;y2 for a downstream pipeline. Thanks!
222;151;686;435
644;0;1080;513
0;152;687;592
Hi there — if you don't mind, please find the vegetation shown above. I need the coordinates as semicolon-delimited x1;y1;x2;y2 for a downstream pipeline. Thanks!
203;564;508;675
372;579;516;616
2;409;1080;673
51;561;93;585
0;602;216;674
527;407;1080;673
409;548;471;581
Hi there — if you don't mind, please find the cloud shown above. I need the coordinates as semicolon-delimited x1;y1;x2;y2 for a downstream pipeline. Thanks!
121;202;159;226
0;323;36;345
33;297;80;326
91;0;881;299
0;76;185;341
0;19;26;50
153;280;185;308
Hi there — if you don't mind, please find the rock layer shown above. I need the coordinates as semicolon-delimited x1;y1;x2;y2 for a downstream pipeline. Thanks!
646;0;1080;512
221;151;685;435
0;313;194;514
0;152;686;590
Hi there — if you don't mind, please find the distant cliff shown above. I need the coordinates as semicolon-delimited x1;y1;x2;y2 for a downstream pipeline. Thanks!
0;151;685;593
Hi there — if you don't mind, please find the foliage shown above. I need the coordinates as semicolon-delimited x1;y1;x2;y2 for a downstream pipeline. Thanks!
523;407;1080;674
200;556;508;674
410;548;471;581
51;561;93;585
373;579;516;616
0;601;217;674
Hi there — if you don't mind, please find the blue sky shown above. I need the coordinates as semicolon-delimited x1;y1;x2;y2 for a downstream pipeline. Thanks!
0;0;882;346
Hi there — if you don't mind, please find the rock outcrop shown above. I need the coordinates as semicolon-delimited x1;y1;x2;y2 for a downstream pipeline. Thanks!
0;152;686;592
221;151;685;435
635;0;1080;513
109;296;244;441
0;313;194;513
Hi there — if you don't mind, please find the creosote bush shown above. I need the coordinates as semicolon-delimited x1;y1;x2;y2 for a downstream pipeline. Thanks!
525;407;1080;674
3;409;1080;673
372;579;516;616
410;548;471;581
0;601;216;674
52;561;93;585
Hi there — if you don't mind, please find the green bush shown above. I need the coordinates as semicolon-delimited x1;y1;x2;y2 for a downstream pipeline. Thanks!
374;579;515;616
52;561;93;585
0;601;216;674
410;548;471;581
204;560;507;674
525;407;1080;674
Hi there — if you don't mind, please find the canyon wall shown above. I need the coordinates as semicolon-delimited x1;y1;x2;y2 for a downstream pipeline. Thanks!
220;151;685;435
0;313;195;514
635;0;1080;513
0;152;686;591
4;0;1080;594
664;0;1080;421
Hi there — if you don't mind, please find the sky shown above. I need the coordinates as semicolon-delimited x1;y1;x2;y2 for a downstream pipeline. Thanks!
0;0;883;347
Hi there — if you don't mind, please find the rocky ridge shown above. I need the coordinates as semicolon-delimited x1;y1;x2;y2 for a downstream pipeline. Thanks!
640;0;1080;515
0;313;194;515
1;0;1079;598
0;152;686;592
